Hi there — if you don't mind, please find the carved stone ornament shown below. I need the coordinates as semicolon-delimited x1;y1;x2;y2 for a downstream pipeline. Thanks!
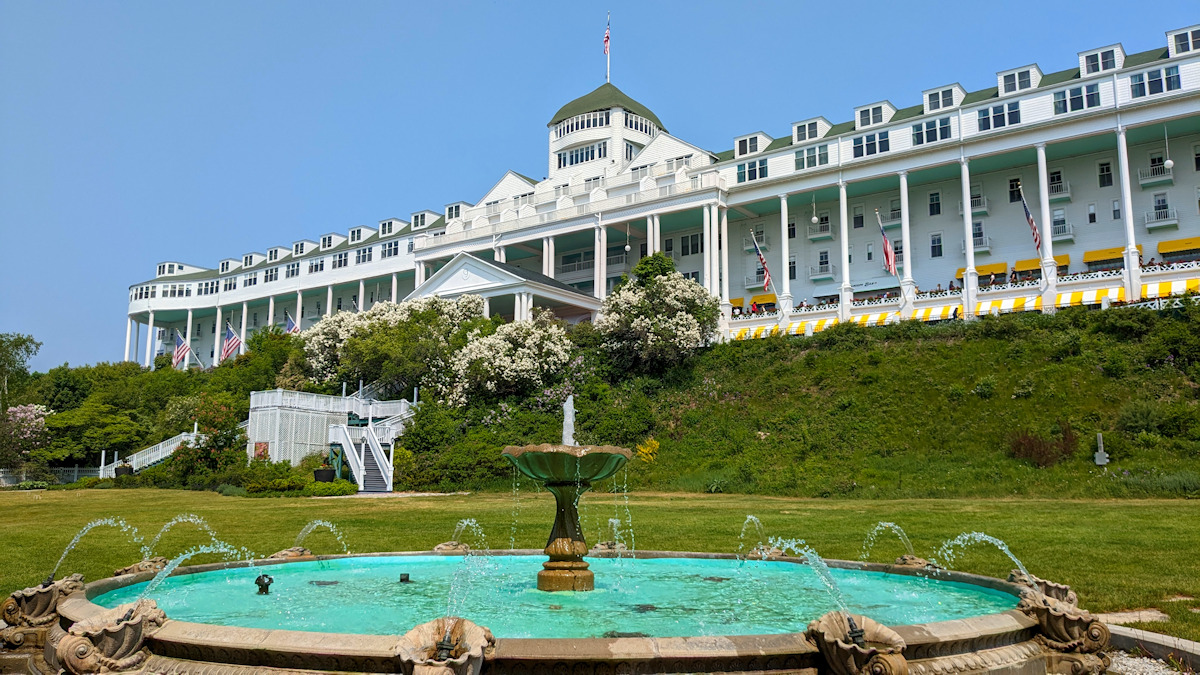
267;547;313;559
113;557;169;577
56;598;166;674
0;573;85;650
805;611;908;675
893;555;944;571
395;617;494;675
1009;569;1078;605
590;540;627;554
1017;591;1110;655
433;541;470;554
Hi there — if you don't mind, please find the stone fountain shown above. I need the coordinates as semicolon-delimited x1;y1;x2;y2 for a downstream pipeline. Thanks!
501;395;631;591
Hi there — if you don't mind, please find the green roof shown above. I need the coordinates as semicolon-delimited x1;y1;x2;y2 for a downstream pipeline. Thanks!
548;83;666;132
1123;47;1170;68
512;172;539;186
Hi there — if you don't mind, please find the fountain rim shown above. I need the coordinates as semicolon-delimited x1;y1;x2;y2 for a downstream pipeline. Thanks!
500;443;633;459
68;550;1038;665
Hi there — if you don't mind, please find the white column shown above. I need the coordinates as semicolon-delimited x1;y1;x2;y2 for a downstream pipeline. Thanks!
719;207;730;305
546;236;556;278
541;237;551;276
1035;143;1058;309
239;301;248;354
214;306;223;364
123;318;132;362
295;290;303;326
144;311;155;368
777;195;792;312
1116;127;1142;301
526;292;534;320
899;171;916;311
702;206;712;294
960;158;978;318
482;296;490;318
391;273;398;302
268;296;275;330
494;246;506;264
653;214;661;254
184;309;193;369
838;181;852;319
358;280;365;311
133;320;140;364
514;293;524;321
415;262;426;287
594;223;608;299
711;205;722;297
325;285;333;316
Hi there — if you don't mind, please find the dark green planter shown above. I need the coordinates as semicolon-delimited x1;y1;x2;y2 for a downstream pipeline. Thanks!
114;466;134;477
313;468;335;483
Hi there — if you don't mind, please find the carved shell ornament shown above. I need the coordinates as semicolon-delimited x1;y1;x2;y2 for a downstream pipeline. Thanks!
1017;591;1110;654
2;573;84;627
113;557;169;577
395;617;495;675
56;598;167;674
805;611;908;675
267;547;313;559
1008;569;1078;605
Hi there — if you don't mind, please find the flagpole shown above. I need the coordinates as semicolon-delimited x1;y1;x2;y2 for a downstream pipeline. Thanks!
749;230;781;304
606;12;610;84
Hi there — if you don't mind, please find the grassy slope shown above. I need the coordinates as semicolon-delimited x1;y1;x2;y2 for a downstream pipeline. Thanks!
2;490;1197;640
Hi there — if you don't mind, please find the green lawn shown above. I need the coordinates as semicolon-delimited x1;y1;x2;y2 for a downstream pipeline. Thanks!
3;489;1198;640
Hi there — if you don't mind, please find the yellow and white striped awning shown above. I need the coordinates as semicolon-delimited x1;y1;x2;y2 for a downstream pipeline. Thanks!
732;324;774;341
732;318;840;340
1142;278;1200;299
851;312;899;326
1055;287;1125;307
975;295;1043;316
910;305;962;322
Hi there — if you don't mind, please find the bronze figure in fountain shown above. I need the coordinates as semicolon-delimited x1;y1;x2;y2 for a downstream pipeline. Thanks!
502;442;630;591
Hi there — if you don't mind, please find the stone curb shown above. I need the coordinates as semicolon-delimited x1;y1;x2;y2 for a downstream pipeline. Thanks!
1109;625;1200;670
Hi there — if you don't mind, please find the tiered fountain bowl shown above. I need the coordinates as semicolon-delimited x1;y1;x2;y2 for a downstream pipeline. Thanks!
501;443;631;591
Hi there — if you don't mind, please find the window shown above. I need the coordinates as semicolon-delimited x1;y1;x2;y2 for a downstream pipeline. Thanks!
584;176;603;190
912;117;951;145
446;205;460;220
1112;199;1121;220
1132;67;1181;98
795;121;818;141
1052;208;1066;229
557;141;607;168
852;205;864;229
264;267;278;283
683;271;700;282
866;243;874;262
197;281;218;295
1167;66;1181;91
1195;145;1200;172
407;239;414;253
665;155;693;172
268;249;278;261
929;192;941;216
664;238;673;255
736;159;768;183
738;137;759;155
331;253;347;269
818;250;830;267
220;261;230;273
795;144;829;170
413;213;426;228
639;242;647;258
1002;69;1032;93
787;217;796;239
1153;192;1170;220
681;233;704;256
1049;170;1063;192
1009;178;1022;203
157;264;166;275
557;110;611;138
1174;29;1200;54
350;229;362;243
624;112;655;136
308;258;324;274
789;256;796;280
355;247;372;264
1087;203;1097;224
380;221;393;236
382;241;399;258
513;192;534;208
852;131;889;158
1053;84;1100;114
243;255;253;267
223;277;237;291
1098;162;1113;188
858;106;883;127
893;239;903;263
1085;49;1116;74
625;142;637;161
977;102;1020;131
293;242;305;255
927;88;954;111
972;221;985;242
930;233;943;259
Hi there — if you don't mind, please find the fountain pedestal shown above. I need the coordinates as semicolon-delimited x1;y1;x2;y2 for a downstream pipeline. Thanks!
502;444;630;592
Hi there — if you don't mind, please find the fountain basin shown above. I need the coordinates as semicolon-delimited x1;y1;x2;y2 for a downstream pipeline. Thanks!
53;551;1081;674
501;444;631;484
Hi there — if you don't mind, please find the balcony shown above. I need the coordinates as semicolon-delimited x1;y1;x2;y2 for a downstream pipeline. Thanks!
607;253;631;273
879;209;902;230
1051;221;1074;242
961;236;992;254
1144;208;1179;231
1048;181;1071;203
556;259;595;276
881;251;905;272
808;222;834;241
743;233;770;252
1137;165;1173;188
809;263;837;281
957;196;990;216
744;271;768;289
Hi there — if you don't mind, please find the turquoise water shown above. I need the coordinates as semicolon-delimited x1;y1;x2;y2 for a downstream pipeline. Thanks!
93;555;1016;639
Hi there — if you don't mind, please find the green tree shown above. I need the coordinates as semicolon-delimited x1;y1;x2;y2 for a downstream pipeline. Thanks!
0;333;42;410
40;364;93;413
630;252;677;285
43;401;143;464
165;391;248;484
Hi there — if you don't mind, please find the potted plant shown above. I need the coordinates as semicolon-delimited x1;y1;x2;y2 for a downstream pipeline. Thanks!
114;462;134;477
313;461;335;483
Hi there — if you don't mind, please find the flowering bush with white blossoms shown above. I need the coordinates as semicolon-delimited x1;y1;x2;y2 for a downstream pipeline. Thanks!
596;271;720;372
0;403;53;469
448;312;573;404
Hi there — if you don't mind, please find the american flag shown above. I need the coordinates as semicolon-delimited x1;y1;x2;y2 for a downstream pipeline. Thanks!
603;18;610;55
750;232;772;291
1019;185;1042;255
172;330;191;368
220;322;241;362
284;310;300;335
876;209;898;277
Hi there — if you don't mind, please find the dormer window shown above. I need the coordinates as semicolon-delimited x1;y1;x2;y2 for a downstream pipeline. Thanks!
927;89;954;111
293;243;305;255
1173;28;1200;54
795;122;818;142
350;228;362;242
243;255;253;267
1003;70;1032;94
447;205;460;220
858;106;883;128
157;264;166;276
738;137;758;155
268;249;278;261
381;221;393;236
321;235;333;249
220;261;230;273
1085;49;1116;74
413;214;426;228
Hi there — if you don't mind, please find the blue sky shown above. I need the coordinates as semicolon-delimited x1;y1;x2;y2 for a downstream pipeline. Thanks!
1;0;1195;370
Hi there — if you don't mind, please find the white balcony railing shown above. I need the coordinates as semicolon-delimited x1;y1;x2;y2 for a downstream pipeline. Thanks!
1137;165;1173;183
809;263;837;279
808;223;834;239
1144;208;1178;227
961;236;992;253
556;259;595;275
1051;222;1074;239
1048;181;1071;200
744;272;767;289
958;196;989;215
879;209;902;228
743;234;770;251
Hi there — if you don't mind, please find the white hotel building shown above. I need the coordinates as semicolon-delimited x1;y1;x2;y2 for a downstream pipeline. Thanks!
127;24;1200;365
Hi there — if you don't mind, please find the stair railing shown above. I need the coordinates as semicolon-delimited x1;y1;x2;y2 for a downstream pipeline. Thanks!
329;425;366;490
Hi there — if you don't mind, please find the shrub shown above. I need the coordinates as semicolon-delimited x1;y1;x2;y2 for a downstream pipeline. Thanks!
215;484;248;497
15;480;48;490
302;479;358;497
246;476;310;494
1116;400;1163;435
635;438;659;464
971;376;996;399
1050;330;1082;361
1012;377;1035;399
595;271;720;374
1009;420;1078;468
1101;349;1129;379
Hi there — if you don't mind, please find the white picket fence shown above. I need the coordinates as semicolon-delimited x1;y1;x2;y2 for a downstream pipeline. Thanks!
99;431;197;478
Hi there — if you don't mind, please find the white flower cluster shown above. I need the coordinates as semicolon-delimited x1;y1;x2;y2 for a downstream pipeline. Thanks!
596;272;719;368
447;314;573;405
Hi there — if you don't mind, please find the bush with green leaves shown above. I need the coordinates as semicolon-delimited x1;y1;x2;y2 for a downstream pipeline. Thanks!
595;268;719;374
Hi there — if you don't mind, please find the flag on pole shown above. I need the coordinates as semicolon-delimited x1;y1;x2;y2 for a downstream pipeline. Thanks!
284;310;300;335
172;330;191;368
750;232;772;292
876;209;898;277
220;322;241;362
603;16;610;55
1018;185;1043;255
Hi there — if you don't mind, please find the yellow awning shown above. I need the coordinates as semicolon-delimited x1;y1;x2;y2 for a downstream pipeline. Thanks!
750;293;777;304
955;262;1008;278
1014;254;1069;272
730;298;744;307
1083;245;1141;263
1158;237;1200;255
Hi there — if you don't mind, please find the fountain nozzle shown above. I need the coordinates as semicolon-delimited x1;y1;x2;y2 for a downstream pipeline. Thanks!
255;574;273;595
41;574;55;588
846;615;866;648
435;625;458;661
